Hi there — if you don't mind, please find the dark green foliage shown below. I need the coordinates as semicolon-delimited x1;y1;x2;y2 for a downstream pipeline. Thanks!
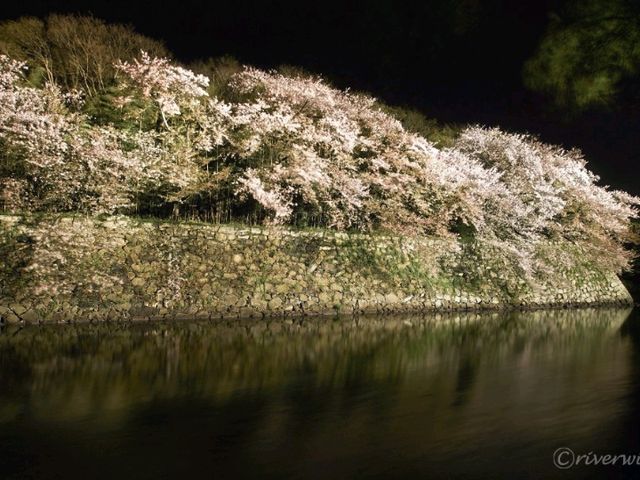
524;0;640;110
277;64;324;82
189;55;243;100
378;103;462;147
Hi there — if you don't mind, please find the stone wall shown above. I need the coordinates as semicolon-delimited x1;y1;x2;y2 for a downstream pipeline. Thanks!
0;215;633;323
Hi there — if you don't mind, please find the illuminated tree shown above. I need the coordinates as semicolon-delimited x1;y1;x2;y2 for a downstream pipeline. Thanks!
0;51;637;274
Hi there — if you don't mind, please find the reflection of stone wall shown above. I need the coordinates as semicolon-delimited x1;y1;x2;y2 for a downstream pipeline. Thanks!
0;215;633;323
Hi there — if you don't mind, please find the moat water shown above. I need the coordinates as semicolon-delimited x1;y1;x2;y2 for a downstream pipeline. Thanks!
1;308;639;479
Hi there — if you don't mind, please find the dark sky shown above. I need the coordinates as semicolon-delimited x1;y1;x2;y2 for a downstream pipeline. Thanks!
1;0;638;195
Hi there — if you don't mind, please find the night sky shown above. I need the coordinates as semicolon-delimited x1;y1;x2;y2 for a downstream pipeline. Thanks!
1;0;638;195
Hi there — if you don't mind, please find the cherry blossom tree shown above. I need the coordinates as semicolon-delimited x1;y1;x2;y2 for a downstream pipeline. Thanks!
1;51;637;274
0;55;78;210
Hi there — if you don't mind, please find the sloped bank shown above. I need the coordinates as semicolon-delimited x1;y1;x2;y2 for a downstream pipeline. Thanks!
0;215;632;323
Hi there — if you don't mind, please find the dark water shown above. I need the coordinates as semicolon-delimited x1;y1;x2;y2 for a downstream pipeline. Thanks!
1;308;640;479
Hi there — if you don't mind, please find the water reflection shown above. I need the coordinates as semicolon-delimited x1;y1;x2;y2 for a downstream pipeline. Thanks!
0;308;638;479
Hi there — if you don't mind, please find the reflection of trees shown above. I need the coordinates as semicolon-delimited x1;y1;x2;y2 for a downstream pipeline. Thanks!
0;308;635;479
618;309;640;452
0;308;631;426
